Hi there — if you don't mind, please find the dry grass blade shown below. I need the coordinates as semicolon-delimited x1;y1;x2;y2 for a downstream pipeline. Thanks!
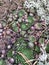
25;59;38;63
17;52;32;65
33;61;38;65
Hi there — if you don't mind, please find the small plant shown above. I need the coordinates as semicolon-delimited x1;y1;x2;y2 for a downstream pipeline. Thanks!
0;0;49;65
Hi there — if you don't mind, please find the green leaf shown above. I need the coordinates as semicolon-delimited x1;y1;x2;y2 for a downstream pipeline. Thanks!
0;60;3;65
12;22;18;32
19;47;33;59
28;16;34;24
7;50;13;57
35;46;40;54
13;26;18;32
29;36;36;42
2;21;6;27
46;43;49;53
39;38;44;44
17;47;33;65
12;22;16;27
0;60;6;65
18;10;25;17
17;54;28;65
20;23;28;30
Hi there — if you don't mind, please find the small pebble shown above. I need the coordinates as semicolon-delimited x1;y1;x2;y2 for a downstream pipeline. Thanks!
9;58;14;63
0;33;2;36
6;30;10;35
12;51;15;55
2;50;5;54
0;29;3;33
7;45;11;49
25;19;28;22
1;54;4;58
29;13;33;16
31;26;35;30
18;63;22;65
15;14;18;18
